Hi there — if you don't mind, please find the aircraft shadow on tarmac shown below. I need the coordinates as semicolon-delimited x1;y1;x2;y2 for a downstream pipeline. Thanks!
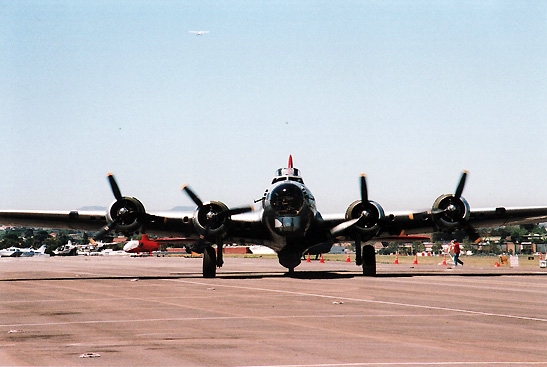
1;270;546;282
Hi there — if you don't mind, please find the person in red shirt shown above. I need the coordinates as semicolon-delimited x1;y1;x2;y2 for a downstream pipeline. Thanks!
450;240;464;267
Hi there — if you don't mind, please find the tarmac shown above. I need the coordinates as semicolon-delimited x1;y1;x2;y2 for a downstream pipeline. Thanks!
1;255;547;367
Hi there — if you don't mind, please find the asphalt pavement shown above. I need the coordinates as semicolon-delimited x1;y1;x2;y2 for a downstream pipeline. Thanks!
1;256;546;366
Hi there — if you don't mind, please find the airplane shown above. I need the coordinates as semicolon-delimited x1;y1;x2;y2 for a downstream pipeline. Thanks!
32;244;49;257
123;234;160;254
2;156;547;277
0;247;22;257
124;235;195;254
53;240;78;256
189;31;209;36
19;244;48;257
0;245;48;257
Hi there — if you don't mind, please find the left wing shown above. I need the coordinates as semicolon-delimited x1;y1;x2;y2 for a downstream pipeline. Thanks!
381;206;547;239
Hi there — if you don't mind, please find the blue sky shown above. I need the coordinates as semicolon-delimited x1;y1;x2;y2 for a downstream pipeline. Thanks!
1;1;546;214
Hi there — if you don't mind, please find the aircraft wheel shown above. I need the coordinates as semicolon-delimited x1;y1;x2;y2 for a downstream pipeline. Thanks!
203;246;216;278
362;244;376;276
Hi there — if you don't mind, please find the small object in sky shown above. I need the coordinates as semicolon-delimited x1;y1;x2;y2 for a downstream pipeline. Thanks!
189;31;210;36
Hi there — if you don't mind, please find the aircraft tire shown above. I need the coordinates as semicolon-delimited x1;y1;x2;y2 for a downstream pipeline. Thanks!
362;244;376;276
203;246;216;278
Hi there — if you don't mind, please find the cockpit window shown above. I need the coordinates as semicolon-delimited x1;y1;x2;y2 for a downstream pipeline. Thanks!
270;183;304;215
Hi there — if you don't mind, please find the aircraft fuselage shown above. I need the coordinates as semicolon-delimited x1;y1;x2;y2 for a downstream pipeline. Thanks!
259;161;330;270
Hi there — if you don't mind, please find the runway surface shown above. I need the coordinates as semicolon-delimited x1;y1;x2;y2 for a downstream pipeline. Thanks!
1;256;546;366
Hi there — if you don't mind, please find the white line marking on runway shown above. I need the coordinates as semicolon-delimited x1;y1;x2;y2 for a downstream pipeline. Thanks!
0;313;449;328
165;279;547;323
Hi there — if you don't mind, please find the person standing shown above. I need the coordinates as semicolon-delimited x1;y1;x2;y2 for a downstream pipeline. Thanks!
450;240;464;266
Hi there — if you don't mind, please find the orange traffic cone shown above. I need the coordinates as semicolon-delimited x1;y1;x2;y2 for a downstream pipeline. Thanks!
306;253;311;263
345;253;351;263
394;253;399;264
319;254;325;263
442;254;447;266
413;254;418;265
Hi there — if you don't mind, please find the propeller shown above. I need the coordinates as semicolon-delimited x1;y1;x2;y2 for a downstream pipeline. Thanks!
94;174;145;240
181;185;253;268
182;185;253;223
331;174;382;237
432;171;481;243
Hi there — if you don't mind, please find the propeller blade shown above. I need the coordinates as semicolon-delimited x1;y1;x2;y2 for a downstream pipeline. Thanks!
331;217;360;237
224;206;254;217
94;218;119;241
460;220;481;243
430;208;446;215
107;173;123;201
181;185;203;208
360;174;368;204
454;171;468;199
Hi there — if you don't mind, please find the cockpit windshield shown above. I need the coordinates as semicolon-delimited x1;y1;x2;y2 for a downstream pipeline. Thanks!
269;183;304;215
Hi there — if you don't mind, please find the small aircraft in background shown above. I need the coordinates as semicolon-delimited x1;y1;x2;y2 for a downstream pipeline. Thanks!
189;31;209;36
0;245;48;257
123;234;194;254
0;247;23;257
123;234;159;254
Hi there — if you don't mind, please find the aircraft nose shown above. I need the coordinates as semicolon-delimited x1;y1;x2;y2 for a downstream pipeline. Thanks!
123;241;138;252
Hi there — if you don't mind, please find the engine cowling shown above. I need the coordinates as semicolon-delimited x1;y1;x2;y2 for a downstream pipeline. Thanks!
431;194;470;230
106;197;146;234
345;200;385;236
192;201;231;239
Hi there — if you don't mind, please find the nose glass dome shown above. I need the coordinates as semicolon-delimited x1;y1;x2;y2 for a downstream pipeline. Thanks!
270;183;304;215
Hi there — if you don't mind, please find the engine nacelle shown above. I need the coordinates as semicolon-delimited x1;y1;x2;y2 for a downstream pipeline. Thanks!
345;200;385;236
193;201;230;239
431;194;470;230
106;197;146;234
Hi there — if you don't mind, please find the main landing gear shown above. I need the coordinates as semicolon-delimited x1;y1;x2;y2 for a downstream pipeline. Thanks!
203;246;216;278
202;239;225;278
361;244;376;276
355;237;376;276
